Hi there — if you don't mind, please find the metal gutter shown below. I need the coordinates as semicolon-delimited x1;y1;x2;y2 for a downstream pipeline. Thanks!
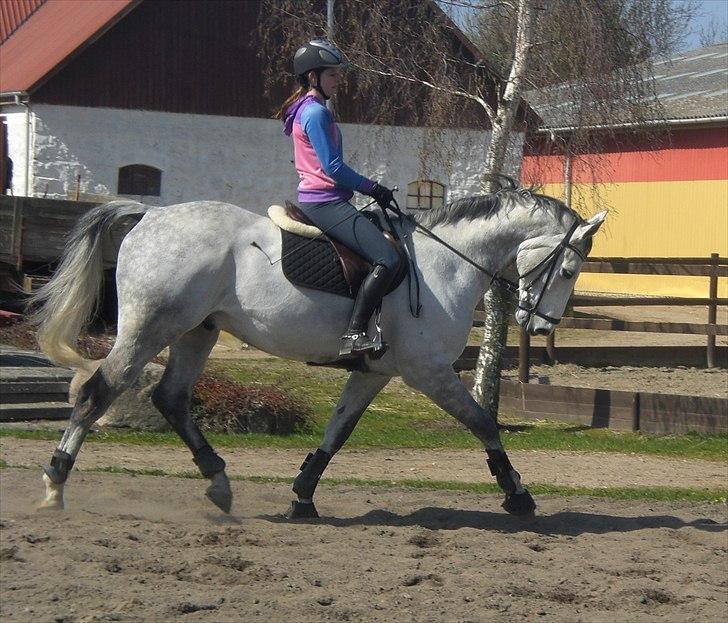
535;115;728;134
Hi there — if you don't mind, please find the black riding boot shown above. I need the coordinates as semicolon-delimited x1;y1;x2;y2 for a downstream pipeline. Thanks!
339;263;395;356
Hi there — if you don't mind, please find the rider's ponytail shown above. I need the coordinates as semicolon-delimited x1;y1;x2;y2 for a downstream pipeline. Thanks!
276;83;307;119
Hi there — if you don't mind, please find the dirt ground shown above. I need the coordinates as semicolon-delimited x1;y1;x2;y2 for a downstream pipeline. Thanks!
2;438;728;622
1;467;727;623
501;363;727;398
2;304;726;621
2;439;727;491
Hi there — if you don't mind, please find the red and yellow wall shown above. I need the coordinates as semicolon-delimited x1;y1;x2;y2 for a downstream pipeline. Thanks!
521;125;728;297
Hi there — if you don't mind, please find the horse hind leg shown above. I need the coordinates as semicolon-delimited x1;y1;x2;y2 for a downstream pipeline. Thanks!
287;371;390;519
39;343;154;510
150;323;233;513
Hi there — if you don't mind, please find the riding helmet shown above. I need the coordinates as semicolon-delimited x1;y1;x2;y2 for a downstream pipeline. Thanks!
293;39;347;76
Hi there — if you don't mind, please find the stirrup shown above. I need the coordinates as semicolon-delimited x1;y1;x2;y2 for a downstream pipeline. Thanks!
338;332;387;358
339;307;388;358
339;332;376;356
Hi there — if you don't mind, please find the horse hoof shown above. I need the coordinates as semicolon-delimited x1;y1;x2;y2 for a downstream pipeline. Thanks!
205;472;232;514
36;499;64;511
39;473;65;511
285;500;319;519
502;490;536;517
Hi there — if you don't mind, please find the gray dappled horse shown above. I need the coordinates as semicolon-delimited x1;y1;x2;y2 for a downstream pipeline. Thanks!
30;184;605;518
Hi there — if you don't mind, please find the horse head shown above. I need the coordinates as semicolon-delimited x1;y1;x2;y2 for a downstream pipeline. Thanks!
514;208;607;336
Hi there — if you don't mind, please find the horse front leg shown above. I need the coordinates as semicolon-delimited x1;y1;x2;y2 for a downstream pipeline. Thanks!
286;370;390;519
403;364;536;517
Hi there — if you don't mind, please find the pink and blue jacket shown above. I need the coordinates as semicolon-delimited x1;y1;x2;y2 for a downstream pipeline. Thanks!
283;95;376;203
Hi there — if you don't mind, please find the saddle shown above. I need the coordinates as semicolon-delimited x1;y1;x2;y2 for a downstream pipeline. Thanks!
268;202;407;299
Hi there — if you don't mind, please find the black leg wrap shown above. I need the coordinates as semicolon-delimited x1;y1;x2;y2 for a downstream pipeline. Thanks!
486;449;519;495
193;445;226;478
43;450;74;485
292;449;331;499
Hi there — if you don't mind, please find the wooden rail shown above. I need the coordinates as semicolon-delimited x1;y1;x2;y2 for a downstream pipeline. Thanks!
516;253;726;380
0;196;99;269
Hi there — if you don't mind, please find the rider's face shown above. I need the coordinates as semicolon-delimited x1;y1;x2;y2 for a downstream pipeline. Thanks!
310;67;341;98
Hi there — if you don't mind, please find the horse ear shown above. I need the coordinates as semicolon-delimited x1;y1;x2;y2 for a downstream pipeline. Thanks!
572;210;607;241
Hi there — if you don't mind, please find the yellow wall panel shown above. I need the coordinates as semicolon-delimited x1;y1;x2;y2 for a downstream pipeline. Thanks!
539;180;728;297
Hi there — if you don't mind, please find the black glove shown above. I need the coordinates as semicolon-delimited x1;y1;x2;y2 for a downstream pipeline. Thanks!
370;183;394;208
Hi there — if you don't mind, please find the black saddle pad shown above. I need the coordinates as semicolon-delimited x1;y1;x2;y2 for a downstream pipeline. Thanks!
281;230;353;298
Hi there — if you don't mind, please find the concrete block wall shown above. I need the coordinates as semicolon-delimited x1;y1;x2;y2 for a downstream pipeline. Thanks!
3;104;524;214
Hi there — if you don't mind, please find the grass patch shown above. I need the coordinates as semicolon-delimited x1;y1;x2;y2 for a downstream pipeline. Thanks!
3;424;726;463
3;357;725;461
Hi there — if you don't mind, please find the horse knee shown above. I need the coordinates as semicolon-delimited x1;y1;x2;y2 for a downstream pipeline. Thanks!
151;383;189;422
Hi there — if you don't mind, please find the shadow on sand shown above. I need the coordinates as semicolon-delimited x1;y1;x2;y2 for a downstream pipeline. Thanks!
262;506;727;536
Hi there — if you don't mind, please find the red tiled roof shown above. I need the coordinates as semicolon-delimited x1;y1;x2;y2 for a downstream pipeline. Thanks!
0;0;45;43
0;0;139;93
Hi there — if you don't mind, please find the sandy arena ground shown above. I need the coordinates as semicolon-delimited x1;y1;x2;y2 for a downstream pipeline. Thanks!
1;438;727;623
1;304;726;621
1;467;727;623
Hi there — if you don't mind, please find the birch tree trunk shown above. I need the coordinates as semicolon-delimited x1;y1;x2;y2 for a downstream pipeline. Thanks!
472;0;535;422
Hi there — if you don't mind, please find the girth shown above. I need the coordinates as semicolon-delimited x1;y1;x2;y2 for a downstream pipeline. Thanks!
269;202;407;299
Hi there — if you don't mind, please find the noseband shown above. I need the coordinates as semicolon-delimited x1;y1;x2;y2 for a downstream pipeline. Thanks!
514;220;585;326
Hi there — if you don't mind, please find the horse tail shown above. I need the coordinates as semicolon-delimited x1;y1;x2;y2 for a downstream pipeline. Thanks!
27;200;151;372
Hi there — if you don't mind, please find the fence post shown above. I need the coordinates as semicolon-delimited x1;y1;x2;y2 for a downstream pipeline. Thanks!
546;330;556;364
707;252;718;368
631;393;640;432
519;326;530;383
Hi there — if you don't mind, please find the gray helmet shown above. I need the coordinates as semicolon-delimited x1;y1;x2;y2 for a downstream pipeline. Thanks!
293;39;347;76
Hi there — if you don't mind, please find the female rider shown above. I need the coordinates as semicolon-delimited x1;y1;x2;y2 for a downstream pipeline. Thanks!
279;39;399;357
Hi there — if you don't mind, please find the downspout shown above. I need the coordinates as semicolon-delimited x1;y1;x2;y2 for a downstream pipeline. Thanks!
326;0;334;113
22;95;30;197
0;91;31;196
564;149;572;208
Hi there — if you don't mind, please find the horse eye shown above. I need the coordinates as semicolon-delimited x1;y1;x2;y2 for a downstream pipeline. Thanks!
560;267;574;279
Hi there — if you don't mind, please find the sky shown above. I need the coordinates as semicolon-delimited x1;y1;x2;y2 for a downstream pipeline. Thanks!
443;0;728;52
682;0;728;49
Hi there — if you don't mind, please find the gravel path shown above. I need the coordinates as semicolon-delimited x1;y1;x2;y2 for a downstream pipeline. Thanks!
3;439;726;491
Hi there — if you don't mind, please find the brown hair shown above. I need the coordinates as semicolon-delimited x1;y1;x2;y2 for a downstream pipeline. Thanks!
276;85;307;120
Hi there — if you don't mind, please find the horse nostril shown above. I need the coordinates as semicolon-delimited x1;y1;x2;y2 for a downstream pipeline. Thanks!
534;327;550;336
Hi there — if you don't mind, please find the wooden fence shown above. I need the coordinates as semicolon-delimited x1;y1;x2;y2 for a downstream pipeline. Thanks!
516;254;728;377
0;195;100;270
459;373;727;434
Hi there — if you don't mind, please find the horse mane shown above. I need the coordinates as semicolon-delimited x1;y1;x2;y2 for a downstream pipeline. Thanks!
412;176;583;229
412;194;502;228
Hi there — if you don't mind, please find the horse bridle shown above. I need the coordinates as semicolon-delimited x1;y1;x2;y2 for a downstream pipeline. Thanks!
513;219;585;326
408;207;585;325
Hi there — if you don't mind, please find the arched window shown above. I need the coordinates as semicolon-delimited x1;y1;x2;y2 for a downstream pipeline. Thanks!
406;180;445;210
118;164;161;196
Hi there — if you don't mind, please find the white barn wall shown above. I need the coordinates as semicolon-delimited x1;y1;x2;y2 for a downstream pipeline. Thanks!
9;104;524;212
